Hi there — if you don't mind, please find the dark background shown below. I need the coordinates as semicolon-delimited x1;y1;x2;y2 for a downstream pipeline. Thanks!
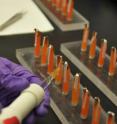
0;0;117;123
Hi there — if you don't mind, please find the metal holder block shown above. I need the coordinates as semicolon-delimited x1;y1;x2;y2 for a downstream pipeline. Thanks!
60;41;117;107
33;0;89;31
16;47;108;124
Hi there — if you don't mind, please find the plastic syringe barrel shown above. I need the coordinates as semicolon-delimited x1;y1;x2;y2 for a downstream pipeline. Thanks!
0;84;45;123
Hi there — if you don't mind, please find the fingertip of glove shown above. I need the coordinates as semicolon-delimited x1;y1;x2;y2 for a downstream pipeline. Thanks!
13;78;29;92
36;104;49;117
23;113;36;124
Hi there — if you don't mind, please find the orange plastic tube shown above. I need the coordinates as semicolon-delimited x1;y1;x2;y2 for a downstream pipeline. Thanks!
55;57;63;85
66;0;74;21
89;32;97;59
61;0;68;16
91;97;101;124
47;0;51;2
41;36;49;65
47;45;54;74
52;0;56;6
62;61;71;95
34;29;41;58
106;111;115;124
80;88;90;119
56;0;62;11
71;73;80;106
56;55;62;67
97;39;107;68
108;47;117;76
81;24;89;52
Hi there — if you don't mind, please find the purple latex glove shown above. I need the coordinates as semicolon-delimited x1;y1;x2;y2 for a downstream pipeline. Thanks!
0;57;50;124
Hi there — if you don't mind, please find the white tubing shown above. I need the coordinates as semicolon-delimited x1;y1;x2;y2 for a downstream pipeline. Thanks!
0;84;45;122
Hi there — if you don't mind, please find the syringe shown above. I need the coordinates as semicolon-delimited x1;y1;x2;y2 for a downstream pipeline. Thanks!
0;84;44;124
0;68;58;124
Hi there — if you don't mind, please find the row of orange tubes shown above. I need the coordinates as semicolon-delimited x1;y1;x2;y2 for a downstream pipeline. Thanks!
43;0;74;21
34;29;115;124
34;29;54;74
81;24;117;76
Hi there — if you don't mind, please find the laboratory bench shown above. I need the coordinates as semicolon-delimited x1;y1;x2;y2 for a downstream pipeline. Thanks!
0;0;117;123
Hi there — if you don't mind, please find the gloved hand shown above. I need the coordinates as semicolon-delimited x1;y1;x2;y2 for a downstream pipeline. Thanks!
0;57;50;124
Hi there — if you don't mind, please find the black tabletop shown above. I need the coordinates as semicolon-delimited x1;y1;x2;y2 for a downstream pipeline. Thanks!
0;0;117;123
